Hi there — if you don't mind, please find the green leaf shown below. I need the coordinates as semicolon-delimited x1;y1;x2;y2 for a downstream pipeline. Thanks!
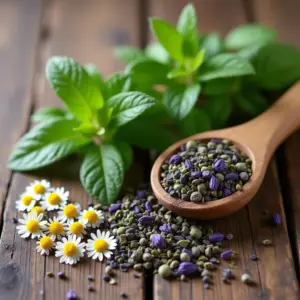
225;24;277;50
126;57;171;85
114;141;133;171
73;123;97;135
203;95;232;128
202;78;237;95
177;3;197;37
46;57;104;122
167;68;189;79
31;107;71;122
190;49;205;72
182;108;211;136
116;119;176;150
84;64;107;99
235;90;268;116
114;46;144;63
80;143;124;204
106;72;131;99
9;119;90;171
201;33;222;60
163;84;201;120
252;43;300;89
150;18;184;63
237;44;263;60
97;106;113;128
107;92;156;127
198;53;255;81
145;43;170;64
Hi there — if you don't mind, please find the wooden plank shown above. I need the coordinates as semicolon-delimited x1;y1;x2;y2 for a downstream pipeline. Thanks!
150;1;299;299
252;0;300;277
0;0;145;299
0;0;44;219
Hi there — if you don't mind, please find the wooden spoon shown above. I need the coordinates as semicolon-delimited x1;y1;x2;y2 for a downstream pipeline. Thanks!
151;82;300;220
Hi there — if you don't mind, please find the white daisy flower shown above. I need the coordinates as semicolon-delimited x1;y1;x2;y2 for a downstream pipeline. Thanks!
58;203;81;224
26;180;51;199
29;206;45;216
41;187;69;211
17;212;47;239
79;207;104;228
45;217;68;240
55;235;85;265
67;221;87;238
86;230;117;261
36;235;55;255
16;192;37;212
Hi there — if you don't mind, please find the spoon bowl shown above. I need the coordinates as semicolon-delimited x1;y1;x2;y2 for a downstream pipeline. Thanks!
151;82;300;219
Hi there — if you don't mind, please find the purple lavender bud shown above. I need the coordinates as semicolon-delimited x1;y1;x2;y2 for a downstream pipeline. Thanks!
223;268;233;279
120;292;128;298
151;234;165;249
12;217;18;224
225;173;239;181
88;285;94;292
58;271;66;279
185;159;193;170
138;216;155;225
210;257;218;264
133;206;140;213
136;190;145;199
145;201;152;211
180;145;186;151
202;239;210;245
169;154;182;165
191;171;202;179
213;159;226;172
218;182;224;190
204;195;212;201
239;172;249;182
180;174;188;185
204;283;210;289
182;248;193;258
203;275;211;283
159;224;172;233
202;170;211;179
210;138;222;144
109;203;122;214
177;262;197;275
272;213;281;225
222;189;232;197
208;233;224;243
221;250;232;261
209;176;219;191
66;289;78;300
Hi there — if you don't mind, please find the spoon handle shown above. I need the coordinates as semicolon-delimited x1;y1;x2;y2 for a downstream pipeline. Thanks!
239;81;300;156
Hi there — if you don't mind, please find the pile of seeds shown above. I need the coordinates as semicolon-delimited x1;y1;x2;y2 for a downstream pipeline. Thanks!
100;186;233;285
160;139;252;202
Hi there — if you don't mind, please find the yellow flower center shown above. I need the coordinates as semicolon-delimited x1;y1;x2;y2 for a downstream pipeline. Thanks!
26;220;40;233
22;195;33;206
40;236;53;249
49;221;63;234
64;204;77;218
83;211;98;223
63;242;78;257
33;184;46;194
47;193;61;205
30;206;44;215
94;239;108;252
70;222;84;235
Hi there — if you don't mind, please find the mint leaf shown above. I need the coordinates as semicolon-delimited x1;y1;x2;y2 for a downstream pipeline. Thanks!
252;43;300;89
235;90;268;116
202;78;237;95
201;33;222;60
73;123;97;135
177;3;197;37
31;107;71;122
116;119;176;150
163;84;201;120
80;143;124;204
225;24;277;50
84;64;107;99
114;141;133;171
46;57;104;122
9;119;90;171
126;57;171;86
182;108;211;136
107;92;156;127
190;49;205;72
97;106;113;128
106;72;131;99
167;68;189;79
150;18;183;63
203;94;232;128
145;43;170;64
114;46;144;63
199;53;255;81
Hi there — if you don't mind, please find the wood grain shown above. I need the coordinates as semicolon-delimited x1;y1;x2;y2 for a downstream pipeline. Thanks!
150;0;299;299
0;0;145;299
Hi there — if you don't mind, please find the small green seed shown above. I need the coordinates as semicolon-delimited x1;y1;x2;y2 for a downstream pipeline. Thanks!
158;264;172;278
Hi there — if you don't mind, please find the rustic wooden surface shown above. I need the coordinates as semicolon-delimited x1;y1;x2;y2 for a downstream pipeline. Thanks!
0;0;300;299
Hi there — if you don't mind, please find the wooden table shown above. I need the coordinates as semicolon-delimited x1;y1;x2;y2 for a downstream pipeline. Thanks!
0;0;300;299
